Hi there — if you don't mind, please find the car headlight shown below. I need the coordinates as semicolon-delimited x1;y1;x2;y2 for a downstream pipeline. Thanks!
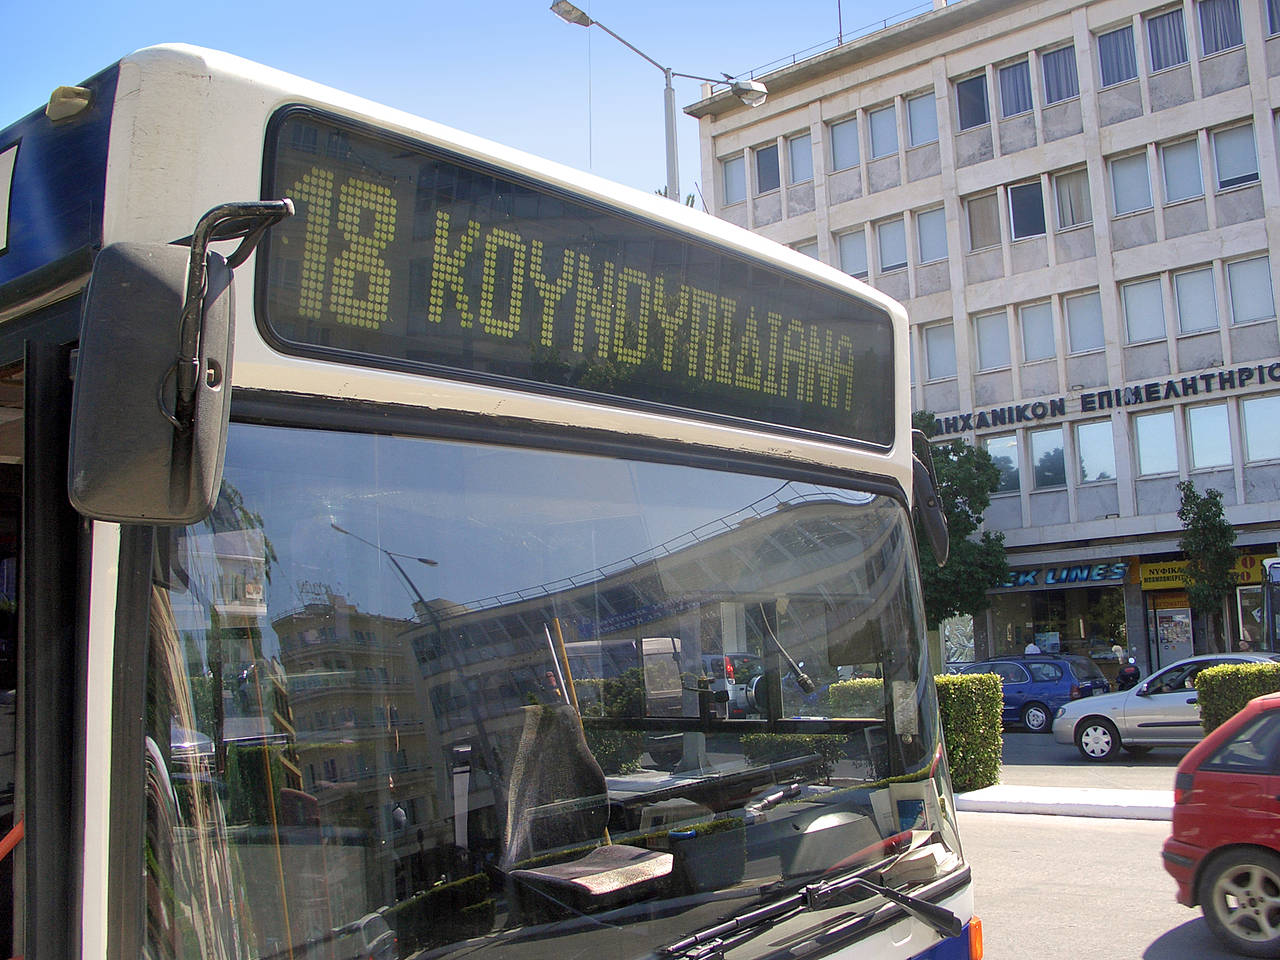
1054;707;1067;719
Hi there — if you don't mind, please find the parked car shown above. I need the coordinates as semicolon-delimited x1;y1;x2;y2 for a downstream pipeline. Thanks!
958;654;1110;732
330;910;396;960
1162;691;1280;957
1053;652;1280;761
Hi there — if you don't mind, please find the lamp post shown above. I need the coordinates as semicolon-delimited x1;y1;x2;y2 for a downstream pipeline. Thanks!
330;521;437;620
550;0;767;204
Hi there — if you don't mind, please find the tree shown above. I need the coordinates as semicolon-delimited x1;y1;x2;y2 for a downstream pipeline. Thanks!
913;411;1010;629
1177;480;1237;653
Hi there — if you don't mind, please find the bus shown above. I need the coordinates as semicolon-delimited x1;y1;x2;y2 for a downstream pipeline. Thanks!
0;45;975;960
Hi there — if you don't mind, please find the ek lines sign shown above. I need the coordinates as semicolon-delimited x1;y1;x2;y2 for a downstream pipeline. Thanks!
1000;561;1129;591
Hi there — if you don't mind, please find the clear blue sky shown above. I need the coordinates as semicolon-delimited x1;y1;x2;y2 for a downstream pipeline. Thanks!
5;0;931;204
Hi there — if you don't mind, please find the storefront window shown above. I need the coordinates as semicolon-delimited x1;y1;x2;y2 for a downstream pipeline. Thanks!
987;583;1127;668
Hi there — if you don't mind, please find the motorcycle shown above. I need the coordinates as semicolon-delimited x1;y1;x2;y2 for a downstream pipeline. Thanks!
1116;657;1141;691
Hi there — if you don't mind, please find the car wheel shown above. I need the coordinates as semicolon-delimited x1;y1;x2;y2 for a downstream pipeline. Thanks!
1198;848;1280;958
1074;717;1121;761
1021;702;1051;733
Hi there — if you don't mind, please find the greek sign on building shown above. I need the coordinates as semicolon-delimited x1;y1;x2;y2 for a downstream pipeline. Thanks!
1138;555;1267;591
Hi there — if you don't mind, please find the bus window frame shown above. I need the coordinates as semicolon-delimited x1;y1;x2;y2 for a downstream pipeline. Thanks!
254;104;897;454
115;386;921;953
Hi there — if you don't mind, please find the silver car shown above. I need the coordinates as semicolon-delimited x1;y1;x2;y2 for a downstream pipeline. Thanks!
1052;652;1280;761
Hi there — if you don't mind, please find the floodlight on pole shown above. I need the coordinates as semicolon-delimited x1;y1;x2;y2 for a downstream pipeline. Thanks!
550;0;767;203
330;521;437;619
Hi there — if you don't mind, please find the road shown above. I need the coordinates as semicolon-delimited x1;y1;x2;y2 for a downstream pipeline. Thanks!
958;732;1233;959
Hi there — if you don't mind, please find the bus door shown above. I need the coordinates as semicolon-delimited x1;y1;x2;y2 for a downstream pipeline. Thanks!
0;292;89;958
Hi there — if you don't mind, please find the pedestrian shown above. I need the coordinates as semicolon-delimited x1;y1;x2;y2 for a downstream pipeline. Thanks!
1024;639;1041;654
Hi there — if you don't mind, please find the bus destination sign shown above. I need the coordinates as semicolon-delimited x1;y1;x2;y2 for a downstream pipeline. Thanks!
260;109;894;446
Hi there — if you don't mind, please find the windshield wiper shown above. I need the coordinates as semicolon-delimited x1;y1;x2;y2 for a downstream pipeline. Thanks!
802;872;961;939
659;839;962;960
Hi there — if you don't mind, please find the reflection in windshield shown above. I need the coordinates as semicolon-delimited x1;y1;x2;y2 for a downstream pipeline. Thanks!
144;425;962;960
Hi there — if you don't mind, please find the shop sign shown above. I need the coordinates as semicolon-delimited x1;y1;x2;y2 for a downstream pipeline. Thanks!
1000;561;1128;590
1139;555;1266;591
931;362;1280;437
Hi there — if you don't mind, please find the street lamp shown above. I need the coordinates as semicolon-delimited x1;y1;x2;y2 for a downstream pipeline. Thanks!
330;521;437;619
550;0;768;204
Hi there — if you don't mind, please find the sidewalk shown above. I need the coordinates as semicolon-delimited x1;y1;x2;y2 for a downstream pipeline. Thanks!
955;783;1173;820
952;732;1181;820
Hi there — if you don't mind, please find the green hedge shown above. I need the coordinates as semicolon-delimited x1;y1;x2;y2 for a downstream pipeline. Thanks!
1196;662;1280;733
576;670;645;773
826;677;883;717
934;673;1002;793
383;873;494;950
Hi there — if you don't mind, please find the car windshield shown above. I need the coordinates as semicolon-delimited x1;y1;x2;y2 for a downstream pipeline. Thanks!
142;423;962;960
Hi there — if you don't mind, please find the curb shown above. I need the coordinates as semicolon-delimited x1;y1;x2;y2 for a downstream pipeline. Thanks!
955;784;1173;821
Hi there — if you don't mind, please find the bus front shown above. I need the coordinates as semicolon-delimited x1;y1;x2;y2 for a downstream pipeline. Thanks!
10;46;975;960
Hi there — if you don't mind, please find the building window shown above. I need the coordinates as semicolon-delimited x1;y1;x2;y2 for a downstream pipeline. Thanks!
722;155;745;205
967;192;1001;250
787;133;813;184
838;229;867;278
1031;426;1066;488
985;434;1020;493
1227;256;1276;324
1161;139;1203;202
975;311;1011;371
1020;301;1055;362
1270;0;1280;35
1187;402;1232;469
1147;8;1189;70
1098;25;1139;87
1066;290;1105;353
907;93;939;146
1243;395;1280;460
877;218;907;272
1076;420;1116;482
956;75;990;130
869;104;898;159
793;240;819;259
1122;277;1166;343
1054;168;1092;228
1198;0;1243;55
1134;410;1178;475
1041;45;1079;104
1008;181;1046;239
916;207;948;264
999;61;1033;117
755;143;780;194
924;323;957;379
1175;266;1218;333
1111;153;1152;215
1212;124;1259;189
830;117;860;171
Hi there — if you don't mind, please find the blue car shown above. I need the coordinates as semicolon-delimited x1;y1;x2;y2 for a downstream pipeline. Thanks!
959;654;1110;733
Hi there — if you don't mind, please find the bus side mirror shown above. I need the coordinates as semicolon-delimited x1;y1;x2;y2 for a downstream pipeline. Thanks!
68;199;291;525
68;242;234;524
911;430;949;566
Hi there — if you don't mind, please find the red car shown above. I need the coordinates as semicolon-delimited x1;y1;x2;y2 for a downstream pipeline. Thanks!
1163;692;1280;957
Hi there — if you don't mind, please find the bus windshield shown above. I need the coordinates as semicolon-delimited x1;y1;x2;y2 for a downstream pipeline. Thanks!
145;422;961;959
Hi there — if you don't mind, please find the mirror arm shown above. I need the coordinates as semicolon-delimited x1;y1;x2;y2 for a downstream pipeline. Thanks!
173;200;293;429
